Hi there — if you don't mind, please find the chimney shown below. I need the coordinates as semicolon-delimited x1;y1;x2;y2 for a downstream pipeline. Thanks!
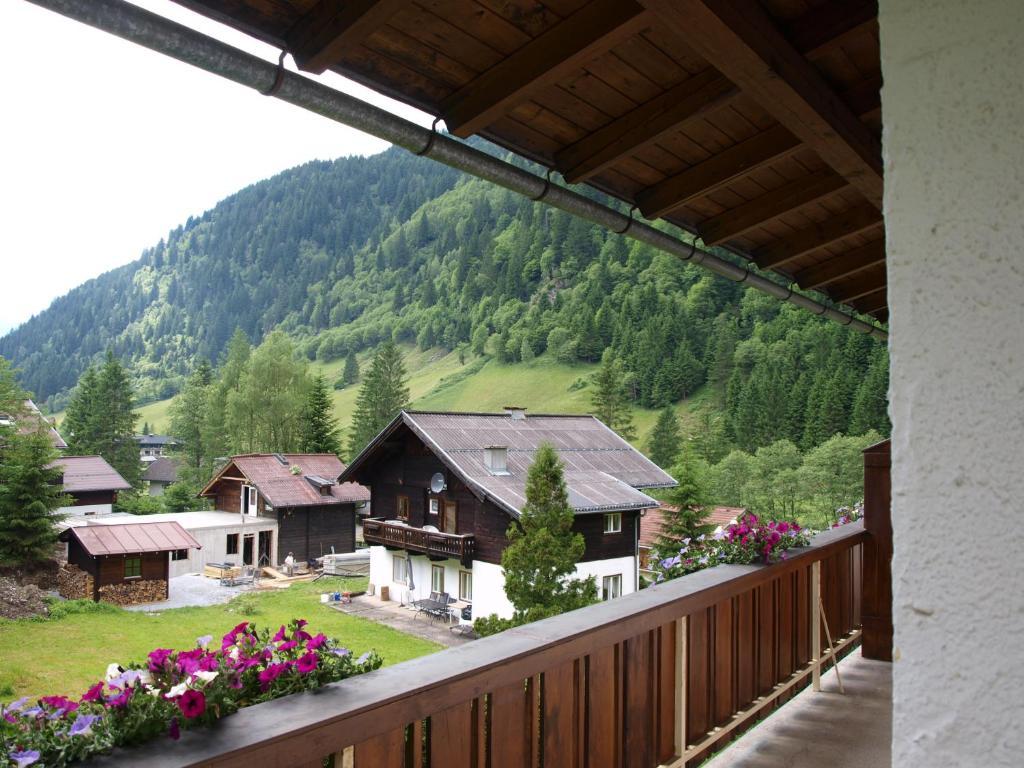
484;445;509;475
504;405;527;420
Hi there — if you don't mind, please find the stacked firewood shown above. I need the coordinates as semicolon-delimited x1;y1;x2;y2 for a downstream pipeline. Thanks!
57;564;94;601
98;579;166;605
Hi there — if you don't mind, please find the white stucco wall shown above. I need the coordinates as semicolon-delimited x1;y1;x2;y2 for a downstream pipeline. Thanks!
471;560;516;620
880;2;1024;764
575;555;636;599
60;503;113;517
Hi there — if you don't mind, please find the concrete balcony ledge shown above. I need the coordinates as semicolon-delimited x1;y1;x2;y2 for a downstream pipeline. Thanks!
704;653;892;768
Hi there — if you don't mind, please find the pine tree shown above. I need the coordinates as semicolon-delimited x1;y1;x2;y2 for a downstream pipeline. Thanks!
648;406;682;468
500;443;597;622
656;446;714;553
591;349;636;441
0;428;68;565
850;351;890;436
96;351;140;488
169;363;212;471
300;374;342;455
63;365;101;451
141;421;151;436
342;350;359;386
348;341;410;458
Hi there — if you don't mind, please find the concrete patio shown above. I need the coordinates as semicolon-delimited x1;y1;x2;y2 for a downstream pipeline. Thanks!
704;653;892;768
328;593;475;648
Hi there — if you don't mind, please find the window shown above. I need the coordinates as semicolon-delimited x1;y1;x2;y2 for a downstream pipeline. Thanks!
393;556;407;584
603;512;622;534
602;574;622;601
429;497;439;516
396;495;410;520
124;557;142;579
171;549;188;561
226;534;239;555
459;570;473;602
431;564;445;593
246;486;259;517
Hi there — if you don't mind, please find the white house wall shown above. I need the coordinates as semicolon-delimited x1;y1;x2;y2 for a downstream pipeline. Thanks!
881;1;1024;764
575;556;636;599
166;523;277;578
59;504;113;517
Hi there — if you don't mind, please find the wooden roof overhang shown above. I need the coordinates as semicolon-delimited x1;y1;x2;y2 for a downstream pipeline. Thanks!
175;0;887;322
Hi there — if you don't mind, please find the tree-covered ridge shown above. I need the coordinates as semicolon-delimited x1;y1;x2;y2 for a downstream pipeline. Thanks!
1;142;889;454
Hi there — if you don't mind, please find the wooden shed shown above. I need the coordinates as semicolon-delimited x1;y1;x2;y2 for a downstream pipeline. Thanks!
58;521;201;605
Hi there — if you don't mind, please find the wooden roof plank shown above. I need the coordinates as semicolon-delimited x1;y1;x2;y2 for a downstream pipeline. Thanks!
753;202;882;268
794;239;885;289
286;0;408;75
637;124;800;218
698;170;847;246
442;0;651;137
785;0;878;61
828;267;887;303
638;0;883;208
855;289;888;315
556;68;736;183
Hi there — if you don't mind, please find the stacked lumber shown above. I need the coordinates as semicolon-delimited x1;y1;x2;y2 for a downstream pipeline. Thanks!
98;579;166;605
57;564;93;600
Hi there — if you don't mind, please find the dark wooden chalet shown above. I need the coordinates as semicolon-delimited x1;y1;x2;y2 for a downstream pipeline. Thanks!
200;453;370;564
50;455;132;514
58;521;200;603
340;408;676;568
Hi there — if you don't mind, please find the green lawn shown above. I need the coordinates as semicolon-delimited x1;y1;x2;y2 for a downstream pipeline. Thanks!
0;578;441;700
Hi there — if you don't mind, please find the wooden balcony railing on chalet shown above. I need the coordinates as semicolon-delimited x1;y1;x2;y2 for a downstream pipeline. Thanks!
94;523;865;768
363;518;475;567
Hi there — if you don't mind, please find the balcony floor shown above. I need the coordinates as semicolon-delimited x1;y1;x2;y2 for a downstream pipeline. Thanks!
704;652;892;768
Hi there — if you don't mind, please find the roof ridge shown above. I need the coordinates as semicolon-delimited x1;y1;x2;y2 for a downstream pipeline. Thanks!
405;409;599;419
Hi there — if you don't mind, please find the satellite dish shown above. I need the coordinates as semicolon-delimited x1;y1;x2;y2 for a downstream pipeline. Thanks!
430;472;446;494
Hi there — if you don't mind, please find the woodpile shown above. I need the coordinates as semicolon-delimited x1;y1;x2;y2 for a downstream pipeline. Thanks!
98;579;167;605
58;564;93;601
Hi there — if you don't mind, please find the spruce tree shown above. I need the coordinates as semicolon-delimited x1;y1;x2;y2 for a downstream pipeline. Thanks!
500;443;597;622
348;341;410;458
169;363;212;471
591;349;636;441
850;352;890;436
656;446;714;554
342;350;359;386
0;428;68;565
648;406;682;468
97;351;141;488
63;365;101;452
300;374;342;455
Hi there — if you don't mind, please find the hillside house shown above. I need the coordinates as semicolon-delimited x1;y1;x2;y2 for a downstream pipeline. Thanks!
142;455;180;496
58;521;200;604
0;399;67;450
135;433;179;460
339;409;675;620
51;455;131;517
200;453;369;565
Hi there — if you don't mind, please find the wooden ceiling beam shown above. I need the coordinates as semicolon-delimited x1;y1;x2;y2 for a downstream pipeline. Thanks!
854;289;888;315
698;170;846;246
638;0;883;209
286;0;407;75
828;266;887;303
556;69;737;184
794;240;886;290
754;203;882;269
441;0;650;138
785;0;878;61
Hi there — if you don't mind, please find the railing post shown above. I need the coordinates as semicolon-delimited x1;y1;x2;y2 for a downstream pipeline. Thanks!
811;561;822;692
862;439;893;661
674;615;688;759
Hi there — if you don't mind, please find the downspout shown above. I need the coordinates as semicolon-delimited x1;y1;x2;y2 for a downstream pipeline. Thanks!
25;0;888;341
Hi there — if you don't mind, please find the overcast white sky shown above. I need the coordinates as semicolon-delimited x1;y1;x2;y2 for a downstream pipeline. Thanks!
0;0;431;335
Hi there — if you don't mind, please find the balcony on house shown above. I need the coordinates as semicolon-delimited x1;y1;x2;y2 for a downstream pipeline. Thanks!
363;518;475;567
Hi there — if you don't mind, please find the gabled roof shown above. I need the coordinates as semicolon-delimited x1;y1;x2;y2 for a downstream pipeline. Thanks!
59;521;200;556
134;434;179;446
639;504;746;550
0;400;68;450
340;410;676;517
200;454;370;508
50;455;131;493
142;456;180;484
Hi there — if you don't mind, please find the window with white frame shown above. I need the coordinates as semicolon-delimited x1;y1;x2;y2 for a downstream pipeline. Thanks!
602;574;622;601
429;497;439;516
392;556;407;584
459;570;473;602
603;512;622;533
431;564;445;593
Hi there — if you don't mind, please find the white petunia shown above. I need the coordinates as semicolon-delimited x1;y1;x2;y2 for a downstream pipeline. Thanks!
192;670;219;685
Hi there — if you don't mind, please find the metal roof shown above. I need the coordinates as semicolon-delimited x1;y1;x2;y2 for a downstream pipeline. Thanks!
59;521;201;556
141;456;180;484
50;455;131;493
342;410;676;517
201;454;370;508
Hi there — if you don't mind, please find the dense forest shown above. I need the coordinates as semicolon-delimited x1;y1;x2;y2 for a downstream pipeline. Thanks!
0;144;889;457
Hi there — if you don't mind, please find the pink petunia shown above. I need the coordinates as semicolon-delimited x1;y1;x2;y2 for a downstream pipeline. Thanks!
307;633;328;651
296;652;318;674
148;648;173;672
278;640;298;653
177;689;206;719
258;662;290;691
80;682;105;703
272;625;287;643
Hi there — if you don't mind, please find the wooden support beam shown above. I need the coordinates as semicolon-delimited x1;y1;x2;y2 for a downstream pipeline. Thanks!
556;69;737;184
442;0;649;138
828;267;886;303
794;240;885;290
638;124;800;219
855;289;888;315
286;0;407;75
698;170;846;246
785;0;878;61
638;0;883;208
754;203;882;269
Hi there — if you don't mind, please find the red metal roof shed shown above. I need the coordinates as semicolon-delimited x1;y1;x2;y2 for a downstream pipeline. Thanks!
59;521;201;557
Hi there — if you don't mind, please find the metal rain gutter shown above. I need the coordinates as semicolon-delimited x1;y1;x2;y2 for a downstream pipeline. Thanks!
26;0;888;342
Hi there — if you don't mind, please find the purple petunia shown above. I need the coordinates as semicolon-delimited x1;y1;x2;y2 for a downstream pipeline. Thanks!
177;689;206;719
69;713;101;736
272;625;287;643
258;662;290;691
331;647;351;657
9;750;41;767
148;648;173;672
196;635;213;648
80;682;105;703
168;716;181;740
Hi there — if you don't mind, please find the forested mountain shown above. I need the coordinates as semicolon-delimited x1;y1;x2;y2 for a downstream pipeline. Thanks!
0;144;889;453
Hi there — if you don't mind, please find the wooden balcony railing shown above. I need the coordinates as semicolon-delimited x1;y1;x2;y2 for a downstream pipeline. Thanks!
93;522;865;768
363;518;475;567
